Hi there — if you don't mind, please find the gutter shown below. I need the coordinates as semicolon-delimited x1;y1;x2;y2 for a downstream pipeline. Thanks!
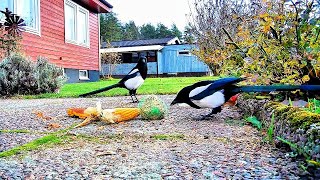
100;0;113;8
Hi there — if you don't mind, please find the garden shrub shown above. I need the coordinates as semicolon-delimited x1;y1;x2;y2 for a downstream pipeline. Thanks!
0;54;37;95
35;56;67;93
0;54;66;96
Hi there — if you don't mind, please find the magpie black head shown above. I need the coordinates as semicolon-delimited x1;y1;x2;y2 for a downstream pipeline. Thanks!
137;57;148;79
138;57;147;65
170;86;192;106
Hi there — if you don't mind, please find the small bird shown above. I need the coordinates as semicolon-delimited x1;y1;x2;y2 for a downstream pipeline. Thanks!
79;57;148;102
171;77;320;119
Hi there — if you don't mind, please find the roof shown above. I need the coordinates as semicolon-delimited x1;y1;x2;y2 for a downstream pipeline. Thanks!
101;37;181;48
77;0;113;13
100;0;113;8
100;45;164;53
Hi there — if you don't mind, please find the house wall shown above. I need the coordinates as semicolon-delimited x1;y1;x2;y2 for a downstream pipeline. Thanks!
64;69;99;83
158;44;209;74
21;0;100;83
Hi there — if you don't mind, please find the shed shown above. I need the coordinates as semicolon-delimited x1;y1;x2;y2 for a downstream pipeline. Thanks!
100;37;210;76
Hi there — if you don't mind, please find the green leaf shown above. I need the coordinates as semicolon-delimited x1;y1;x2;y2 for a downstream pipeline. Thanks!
245;116;262;130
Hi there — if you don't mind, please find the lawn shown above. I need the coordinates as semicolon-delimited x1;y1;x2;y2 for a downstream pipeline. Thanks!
24;76;214;99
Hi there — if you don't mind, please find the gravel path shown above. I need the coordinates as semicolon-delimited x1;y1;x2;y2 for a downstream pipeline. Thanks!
0;95;303;179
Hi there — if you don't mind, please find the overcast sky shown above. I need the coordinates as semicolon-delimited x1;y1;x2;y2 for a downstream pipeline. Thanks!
107;0;192;31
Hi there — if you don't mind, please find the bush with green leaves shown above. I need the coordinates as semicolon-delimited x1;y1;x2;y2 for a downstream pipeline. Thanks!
0;54;66;96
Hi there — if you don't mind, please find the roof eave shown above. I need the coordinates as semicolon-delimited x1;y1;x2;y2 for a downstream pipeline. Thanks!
78;0;113;13
101;45;164;53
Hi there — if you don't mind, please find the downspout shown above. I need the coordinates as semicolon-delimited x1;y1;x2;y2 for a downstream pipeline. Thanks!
98;13;101;77
156;50;159;77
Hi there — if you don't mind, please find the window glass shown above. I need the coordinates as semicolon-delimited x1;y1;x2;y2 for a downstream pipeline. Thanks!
16;0;36;28
64;0;89;47
78;10;88;44
178;50;191;56
0;0;13;21
65;4;76;41
79;70;88;79
147;51;156;62
132;52;139;63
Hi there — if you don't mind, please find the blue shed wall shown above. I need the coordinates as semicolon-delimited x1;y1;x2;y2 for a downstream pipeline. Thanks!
101;62;157;76
159;44;209;74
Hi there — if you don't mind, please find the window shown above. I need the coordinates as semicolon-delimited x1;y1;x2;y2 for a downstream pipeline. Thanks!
146;51;156;62
122;53;138;63
178;50;191;56
0;0;41;35
79;70;89;80
65;3;76;41
65;0;90;47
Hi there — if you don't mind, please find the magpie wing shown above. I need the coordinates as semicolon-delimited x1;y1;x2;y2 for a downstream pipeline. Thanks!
190;77;243;100
119;69;140;84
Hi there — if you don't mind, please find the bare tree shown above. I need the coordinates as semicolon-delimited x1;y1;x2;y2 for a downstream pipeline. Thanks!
101;43;121;79
187;0;260;73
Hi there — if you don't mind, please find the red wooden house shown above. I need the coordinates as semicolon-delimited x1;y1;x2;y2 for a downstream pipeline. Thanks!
0;0;112;83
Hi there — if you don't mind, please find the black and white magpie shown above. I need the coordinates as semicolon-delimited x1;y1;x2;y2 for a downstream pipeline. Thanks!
171;77;320;118
79;57;148;102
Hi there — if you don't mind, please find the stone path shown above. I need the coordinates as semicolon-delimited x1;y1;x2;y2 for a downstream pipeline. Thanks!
0;96;302;179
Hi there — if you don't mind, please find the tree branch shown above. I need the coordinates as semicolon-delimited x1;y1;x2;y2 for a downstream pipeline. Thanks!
222;27;241;50
291;0;301;50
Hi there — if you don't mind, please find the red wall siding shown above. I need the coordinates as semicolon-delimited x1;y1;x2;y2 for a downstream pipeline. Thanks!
21;0;99;71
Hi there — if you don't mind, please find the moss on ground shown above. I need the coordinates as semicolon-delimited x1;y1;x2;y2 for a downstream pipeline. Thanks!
266;102;320;130
151;134;185;140
0;133;70;158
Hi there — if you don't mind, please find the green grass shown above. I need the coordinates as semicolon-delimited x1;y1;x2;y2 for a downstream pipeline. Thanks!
0;129;31;133
22;76;214;99
0;134;68;158
151;133;185;140
0;125;77;158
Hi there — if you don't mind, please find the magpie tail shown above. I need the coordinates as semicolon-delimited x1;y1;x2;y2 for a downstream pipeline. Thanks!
231;85;320;93
79;83;120;97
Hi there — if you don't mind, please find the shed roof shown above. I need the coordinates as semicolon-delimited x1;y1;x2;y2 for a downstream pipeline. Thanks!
100;45;164;53
101;37;180;48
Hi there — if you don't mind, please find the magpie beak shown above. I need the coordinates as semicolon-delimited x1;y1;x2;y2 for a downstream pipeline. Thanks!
170;100;177;106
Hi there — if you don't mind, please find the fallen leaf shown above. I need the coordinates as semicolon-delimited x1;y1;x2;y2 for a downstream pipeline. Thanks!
34;111;53;120
97;126;105;130
47;123;61;129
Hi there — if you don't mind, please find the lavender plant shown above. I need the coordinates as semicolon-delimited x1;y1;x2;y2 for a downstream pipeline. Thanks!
0;55;67;96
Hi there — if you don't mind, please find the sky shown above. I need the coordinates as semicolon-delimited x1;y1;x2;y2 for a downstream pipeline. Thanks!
107;0;192;31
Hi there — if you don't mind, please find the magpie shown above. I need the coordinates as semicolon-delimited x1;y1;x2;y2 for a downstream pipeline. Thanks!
170;77;320;119
79;57;148;102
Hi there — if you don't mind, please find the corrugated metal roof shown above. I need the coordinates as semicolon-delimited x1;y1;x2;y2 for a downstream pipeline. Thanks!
100;45;164;53
101;37;180;48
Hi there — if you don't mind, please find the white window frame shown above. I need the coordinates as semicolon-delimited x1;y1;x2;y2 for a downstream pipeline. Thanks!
64;0;90;48
79;70;89;80
178;50;191;56
0;0;41;36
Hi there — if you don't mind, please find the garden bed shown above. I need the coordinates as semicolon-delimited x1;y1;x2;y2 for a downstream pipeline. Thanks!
238;95;320;177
